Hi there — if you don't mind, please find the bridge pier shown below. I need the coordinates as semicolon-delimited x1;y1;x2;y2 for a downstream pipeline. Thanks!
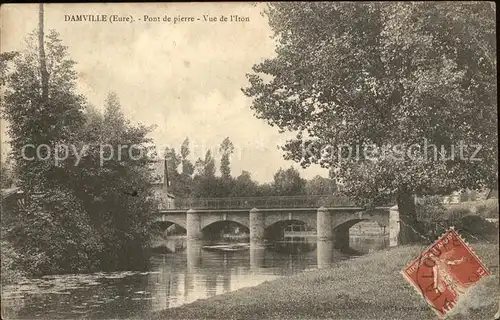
186;209;201;240
317;207;334;268
186;241;202;270
317;207;333;241
250;245;265;271
249;208;265;246
317;239;334;268
389;205;400;247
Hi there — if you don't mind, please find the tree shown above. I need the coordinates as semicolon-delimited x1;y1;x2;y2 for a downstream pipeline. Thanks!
255;182;275;197
192;150;218;197
75;94;157;271
180;137;195;178
1;7;96;275
243;2;497;244
3;28;86;192
103;92;127;139
305;175;337;195
219;137;235;179
232;170;258;197
0;163;14;188
164;147;184;195
204;150;216;177
2;19;157;274
273;166;306;196
0;51;18;87
164;147;181;180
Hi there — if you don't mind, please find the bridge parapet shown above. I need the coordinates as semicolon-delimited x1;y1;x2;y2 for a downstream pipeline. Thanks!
170;195;361;210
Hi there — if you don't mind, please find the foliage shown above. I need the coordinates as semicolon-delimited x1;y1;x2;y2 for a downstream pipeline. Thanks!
219;137;234;179
231;171;259;197
180;137;195;176
3;188;103;275
475;199;499;219
273;166;306;196
72;93;157;271
2;30;85;193
0;162;14;188
0;240;26;285
242;2;497;244
162;137;339;198
1;30;157;277
416;196;498;243
305;175;337;195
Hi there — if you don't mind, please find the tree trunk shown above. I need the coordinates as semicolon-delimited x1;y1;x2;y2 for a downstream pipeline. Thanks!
397;190;423;244
39;3;49;102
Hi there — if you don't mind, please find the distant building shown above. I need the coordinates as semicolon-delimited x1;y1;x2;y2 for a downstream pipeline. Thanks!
150;159;175;209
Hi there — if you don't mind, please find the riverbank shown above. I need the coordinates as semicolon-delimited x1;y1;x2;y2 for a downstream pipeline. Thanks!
148;243;499;320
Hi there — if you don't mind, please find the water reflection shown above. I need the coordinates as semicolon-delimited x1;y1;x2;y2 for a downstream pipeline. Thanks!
1;236;387;319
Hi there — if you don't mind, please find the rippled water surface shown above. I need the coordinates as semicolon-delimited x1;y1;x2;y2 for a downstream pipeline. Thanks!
1;237;387;319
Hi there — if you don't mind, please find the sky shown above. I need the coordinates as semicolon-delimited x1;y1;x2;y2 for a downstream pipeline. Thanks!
0;3;327;183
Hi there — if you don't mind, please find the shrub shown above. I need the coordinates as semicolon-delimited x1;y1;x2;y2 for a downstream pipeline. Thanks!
454;215;499;243
415;196;498;243
0;240;27;284
475;199;499;219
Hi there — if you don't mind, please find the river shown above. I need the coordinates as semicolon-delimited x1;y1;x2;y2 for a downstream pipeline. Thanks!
1;236;388;319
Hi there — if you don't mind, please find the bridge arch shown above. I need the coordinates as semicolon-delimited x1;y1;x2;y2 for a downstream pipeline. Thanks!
200;214;249;231
264;212;317;230
331;209;390;230
155;214;187;230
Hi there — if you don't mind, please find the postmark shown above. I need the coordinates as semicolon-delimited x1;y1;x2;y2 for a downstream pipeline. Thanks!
402;227;491;318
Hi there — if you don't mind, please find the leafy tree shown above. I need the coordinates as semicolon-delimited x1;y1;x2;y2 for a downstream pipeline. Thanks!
1;22;96;275
0;51;18;86
165;147;181;174
219;137;235;179
75;94;157;270
255;182;275;197
3;29;85;193
103;92;127;140
203;150;216;177
192;150;218;197
305;175;337;195
2;19;157;275
164;147;188;196
194;157;204;177
273;167;306;196
243;2;497;243
232;171;258;197
180;137;194;177
0;161;14;188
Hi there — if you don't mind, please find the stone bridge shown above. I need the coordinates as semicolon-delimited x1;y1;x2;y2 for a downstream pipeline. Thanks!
155;196;400;250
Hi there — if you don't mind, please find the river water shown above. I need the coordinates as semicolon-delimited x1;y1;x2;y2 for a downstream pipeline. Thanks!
1;236;387;319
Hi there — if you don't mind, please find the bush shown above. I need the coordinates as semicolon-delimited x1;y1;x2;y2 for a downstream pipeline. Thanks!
415;196;447;221
415;196;498;243
455;215;499;243
0;240;27;285
475;199;499;219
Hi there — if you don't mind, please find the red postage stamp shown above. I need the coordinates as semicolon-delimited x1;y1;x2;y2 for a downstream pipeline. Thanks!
401;227;491;318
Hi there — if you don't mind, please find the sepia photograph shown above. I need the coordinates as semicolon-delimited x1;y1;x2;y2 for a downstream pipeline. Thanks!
0;2;498;320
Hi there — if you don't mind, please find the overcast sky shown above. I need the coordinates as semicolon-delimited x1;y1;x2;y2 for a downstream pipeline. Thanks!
1;3;327;183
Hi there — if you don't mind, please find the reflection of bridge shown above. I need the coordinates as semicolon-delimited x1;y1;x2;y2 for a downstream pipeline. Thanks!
155;196;400;251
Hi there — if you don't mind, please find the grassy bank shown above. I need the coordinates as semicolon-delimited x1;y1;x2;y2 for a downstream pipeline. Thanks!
148;243;499;320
